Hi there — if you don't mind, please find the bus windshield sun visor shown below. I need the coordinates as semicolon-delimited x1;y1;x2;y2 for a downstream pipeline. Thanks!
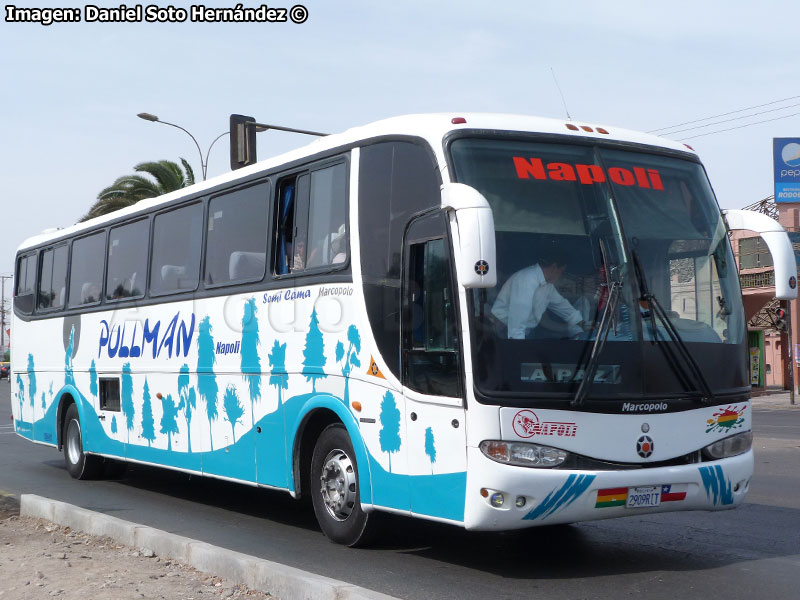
632;249;715;403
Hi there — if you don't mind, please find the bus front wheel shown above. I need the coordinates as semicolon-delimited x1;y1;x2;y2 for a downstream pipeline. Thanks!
310;424;377;546
63;404;102;480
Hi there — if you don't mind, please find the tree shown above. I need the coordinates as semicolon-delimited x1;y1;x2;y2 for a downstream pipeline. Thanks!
160;393;179;451
223;385;244;443
268;340;289;410
177;364;196;453
379;390;401;472
425;427;437;474
89;360;98;398
27;354;36;408
121;363;135;443
81;159;195;221
197;316;218;451
64;326;76;388
240;298;262;427
335;325;361;405
15;374;24;421
41;392;46;410
141;379;156;447
302;308;327;392
111;415;118;435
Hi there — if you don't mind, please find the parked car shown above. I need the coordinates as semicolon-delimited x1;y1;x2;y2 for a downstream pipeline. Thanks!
0;363;9;380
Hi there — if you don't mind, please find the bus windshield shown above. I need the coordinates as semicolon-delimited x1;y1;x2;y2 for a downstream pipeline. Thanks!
449;137;746;404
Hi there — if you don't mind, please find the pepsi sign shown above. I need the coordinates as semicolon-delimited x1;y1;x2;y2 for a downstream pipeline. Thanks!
774;138;800;203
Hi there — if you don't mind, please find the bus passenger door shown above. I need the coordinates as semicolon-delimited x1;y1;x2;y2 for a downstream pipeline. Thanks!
402;214;468;523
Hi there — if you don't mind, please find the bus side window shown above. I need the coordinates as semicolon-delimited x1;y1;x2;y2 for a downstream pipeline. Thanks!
106;219;149;301
274;175;309;275
68;231;105;307
150;202;204;295
15;253;37;314
205;181;269;286
306;163;347;269
403;215;460;398
37;244;68;311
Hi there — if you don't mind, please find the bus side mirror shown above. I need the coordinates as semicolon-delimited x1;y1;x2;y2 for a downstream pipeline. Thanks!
723;208;798;300
230;114;257;171
441;183;497;289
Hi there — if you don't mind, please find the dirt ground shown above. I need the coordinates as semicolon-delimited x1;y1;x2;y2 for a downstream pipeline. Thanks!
0;495;274;600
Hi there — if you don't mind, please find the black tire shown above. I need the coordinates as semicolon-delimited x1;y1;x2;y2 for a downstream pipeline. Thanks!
310;423;378;546
63;404;102;480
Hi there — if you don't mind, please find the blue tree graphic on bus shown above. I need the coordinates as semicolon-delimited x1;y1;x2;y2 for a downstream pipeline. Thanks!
141;378;156;447
48;381;54;402
268;340;289;409
160;393;179;451
27;354;36;408
65;326;75;388
111;415;118;435
379;390;401;472
197;316;218;451
335;325;361;405
425;427;437;474
302;308;327;392
41;392;46;410
16;374;24;421
223;384;244;443
240;298;262;427
89;360;98;398
121;363;135;443
177;364;196;453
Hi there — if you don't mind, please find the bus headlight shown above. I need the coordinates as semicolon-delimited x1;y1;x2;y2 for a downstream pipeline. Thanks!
702;431;753;460
480;440;568;468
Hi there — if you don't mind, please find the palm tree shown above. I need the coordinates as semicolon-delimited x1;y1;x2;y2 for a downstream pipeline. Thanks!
81;158;195;221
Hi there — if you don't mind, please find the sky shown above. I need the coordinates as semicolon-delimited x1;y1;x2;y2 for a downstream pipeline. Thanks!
3;0;800;301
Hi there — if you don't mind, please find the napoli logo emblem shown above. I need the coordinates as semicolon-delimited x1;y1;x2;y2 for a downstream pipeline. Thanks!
782;142;800;167
513;410;539;438
790;276;797;290
474;260;489;276
636;435;654;458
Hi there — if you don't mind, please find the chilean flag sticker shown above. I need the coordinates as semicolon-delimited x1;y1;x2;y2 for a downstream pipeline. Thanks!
661;484;687;502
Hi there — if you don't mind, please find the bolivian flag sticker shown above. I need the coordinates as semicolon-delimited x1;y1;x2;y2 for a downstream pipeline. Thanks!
595;487;627;508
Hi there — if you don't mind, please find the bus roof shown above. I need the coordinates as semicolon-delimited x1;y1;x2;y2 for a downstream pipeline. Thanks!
17;113;694;252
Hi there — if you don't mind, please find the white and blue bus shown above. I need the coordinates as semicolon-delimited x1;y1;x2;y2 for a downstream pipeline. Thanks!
11;114;797;545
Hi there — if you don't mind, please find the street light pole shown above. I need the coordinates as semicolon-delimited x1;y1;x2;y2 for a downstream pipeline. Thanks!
137;113;227;181
0;274;12;357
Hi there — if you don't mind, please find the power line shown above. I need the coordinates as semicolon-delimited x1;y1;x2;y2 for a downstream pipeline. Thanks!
660;101;800;136
676;110;800;141
649;94;800;133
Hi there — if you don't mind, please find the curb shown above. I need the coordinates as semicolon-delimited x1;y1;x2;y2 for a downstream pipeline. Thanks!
21;494;398;600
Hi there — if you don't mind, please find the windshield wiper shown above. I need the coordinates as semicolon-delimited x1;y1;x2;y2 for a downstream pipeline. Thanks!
572;241;622;408
571;278;622;407
632;249;715;403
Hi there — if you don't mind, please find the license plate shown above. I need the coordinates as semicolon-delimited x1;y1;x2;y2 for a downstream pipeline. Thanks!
626;485;661;508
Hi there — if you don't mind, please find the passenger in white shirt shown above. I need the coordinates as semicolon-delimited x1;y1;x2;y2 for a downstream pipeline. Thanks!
491;259;586;339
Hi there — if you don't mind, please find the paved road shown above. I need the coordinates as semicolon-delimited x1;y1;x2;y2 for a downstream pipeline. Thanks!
2;380;799;600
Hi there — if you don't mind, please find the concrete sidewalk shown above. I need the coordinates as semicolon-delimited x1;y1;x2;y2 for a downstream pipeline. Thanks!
17;495;397;600
750;389;800;409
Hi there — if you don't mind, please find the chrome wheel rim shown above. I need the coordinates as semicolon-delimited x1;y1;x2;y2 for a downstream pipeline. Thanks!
319;448;357;521
66;419;82;466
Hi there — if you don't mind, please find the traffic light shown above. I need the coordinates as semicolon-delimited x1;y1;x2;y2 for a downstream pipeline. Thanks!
775;307;788;332
229;114;257;171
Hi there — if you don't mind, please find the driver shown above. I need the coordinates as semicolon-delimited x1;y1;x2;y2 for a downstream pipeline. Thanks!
491;252;586;339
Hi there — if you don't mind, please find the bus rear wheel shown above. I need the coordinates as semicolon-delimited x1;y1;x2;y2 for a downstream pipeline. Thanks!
310;424;377;547
63;404;102;480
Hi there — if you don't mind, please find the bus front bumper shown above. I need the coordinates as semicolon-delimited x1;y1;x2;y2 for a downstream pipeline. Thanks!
462;446;753;531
